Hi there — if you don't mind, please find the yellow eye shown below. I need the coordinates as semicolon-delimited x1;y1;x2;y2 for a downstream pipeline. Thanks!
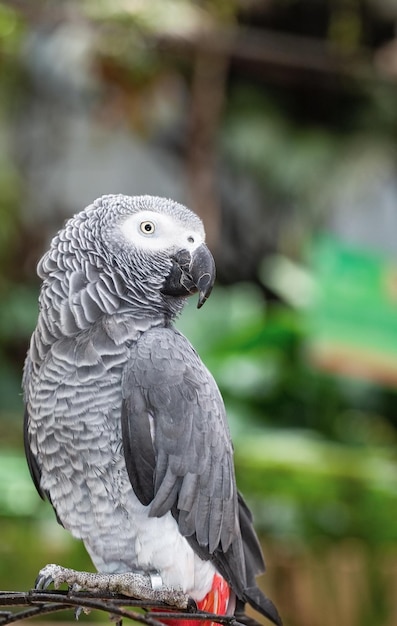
140;221;155;234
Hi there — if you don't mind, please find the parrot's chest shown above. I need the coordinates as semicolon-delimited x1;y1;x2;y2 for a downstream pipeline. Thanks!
31;357;132;535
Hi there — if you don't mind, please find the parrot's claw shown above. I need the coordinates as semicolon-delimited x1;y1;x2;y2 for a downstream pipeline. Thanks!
34;564;79;591
74;606;92;620
34;574;51;590
33;564;191;609
74;606;83;620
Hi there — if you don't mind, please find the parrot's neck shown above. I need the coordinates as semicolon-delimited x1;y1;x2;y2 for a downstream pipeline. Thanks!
36;244;186;343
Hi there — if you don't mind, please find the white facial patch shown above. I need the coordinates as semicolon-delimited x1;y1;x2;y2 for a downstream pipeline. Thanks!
119;211;205;253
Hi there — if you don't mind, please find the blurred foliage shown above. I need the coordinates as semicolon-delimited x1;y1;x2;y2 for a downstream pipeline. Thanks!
0;285;38;412
222;86;340;212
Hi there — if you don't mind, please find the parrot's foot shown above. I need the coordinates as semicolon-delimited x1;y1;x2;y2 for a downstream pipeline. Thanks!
34;564;191;609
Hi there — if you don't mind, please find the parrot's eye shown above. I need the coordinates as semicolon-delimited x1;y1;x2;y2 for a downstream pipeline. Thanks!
140;221;156;235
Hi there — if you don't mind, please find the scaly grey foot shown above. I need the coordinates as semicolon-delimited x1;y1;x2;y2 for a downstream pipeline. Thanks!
34;564;191;609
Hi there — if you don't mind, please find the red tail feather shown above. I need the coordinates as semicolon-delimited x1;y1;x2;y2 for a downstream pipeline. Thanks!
154;573;231;626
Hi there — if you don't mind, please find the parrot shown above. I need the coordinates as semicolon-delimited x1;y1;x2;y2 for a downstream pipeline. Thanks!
23;194;281;626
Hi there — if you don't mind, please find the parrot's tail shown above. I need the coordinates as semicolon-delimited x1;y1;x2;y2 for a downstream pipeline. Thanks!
153;573;232;626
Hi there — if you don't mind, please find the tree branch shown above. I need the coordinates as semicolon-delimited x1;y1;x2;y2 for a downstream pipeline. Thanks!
0;590;242;626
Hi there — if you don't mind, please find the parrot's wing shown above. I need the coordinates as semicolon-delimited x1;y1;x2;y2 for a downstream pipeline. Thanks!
121;326;240;556
121;327;282;625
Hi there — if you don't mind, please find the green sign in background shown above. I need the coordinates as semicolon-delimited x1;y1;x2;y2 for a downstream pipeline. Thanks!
307;236;397;385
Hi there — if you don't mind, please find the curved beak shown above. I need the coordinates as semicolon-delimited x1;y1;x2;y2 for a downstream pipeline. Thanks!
162;243;216;308
186;243;216;308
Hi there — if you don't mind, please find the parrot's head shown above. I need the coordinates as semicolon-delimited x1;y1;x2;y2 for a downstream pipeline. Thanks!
110;194;216;310
39;194;216;326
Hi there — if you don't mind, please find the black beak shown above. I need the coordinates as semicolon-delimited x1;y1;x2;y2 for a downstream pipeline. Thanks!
162;243;216;308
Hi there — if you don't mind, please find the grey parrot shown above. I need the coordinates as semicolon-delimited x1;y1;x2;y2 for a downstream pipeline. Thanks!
23;194;281;626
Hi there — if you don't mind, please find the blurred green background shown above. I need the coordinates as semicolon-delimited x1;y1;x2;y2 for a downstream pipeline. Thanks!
1;1;397;625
